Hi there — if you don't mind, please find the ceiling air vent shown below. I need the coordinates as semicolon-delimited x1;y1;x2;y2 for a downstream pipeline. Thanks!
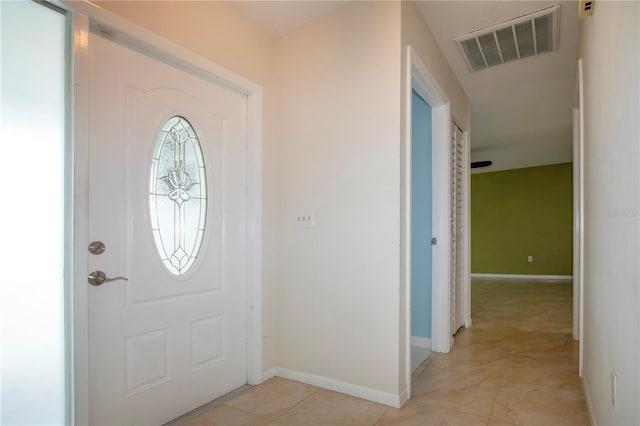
456;5;560;72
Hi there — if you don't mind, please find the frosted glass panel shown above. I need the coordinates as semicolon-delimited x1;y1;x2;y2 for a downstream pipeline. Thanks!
150;117;207;276
0;2;67;425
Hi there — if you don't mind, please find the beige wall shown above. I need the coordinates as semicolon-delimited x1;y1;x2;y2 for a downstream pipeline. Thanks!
273;1;402;395
399;0;470;394
579;2;639;424
91;0;470;402
95;0;281;372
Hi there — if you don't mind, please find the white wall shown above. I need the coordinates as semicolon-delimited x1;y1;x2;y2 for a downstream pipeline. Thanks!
94;0;281;372
579;2;640;424
399;0;470;395
273;1;403;396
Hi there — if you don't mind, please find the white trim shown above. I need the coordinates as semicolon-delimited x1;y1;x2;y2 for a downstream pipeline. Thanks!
582;378;597;426
401;50;412;403
274;368;402;408
577;58;585;377
66;1;263;420
70;10;90;426
245;86;264;386
572;57;585;353
262;367;403;408
261;368;277;382
411;336;431;348
52;1;81;423
413;56;451;355
572;107;581;341
471;273;573;281
398;389;409;407
403;45;452;404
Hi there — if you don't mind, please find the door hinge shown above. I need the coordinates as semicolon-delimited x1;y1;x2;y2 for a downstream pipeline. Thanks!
431;237;437;245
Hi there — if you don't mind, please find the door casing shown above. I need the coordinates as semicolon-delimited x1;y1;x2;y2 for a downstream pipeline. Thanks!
573;58;585;375
66;2;264;424
403;46;466;402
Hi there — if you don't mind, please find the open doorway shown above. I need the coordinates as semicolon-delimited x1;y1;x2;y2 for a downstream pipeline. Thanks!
409;94;471;373
404;46;467;396
410;90;433;371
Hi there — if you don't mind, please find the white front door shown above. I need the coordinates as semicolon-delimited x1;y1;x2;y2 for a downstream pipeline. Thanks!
87;31;248;425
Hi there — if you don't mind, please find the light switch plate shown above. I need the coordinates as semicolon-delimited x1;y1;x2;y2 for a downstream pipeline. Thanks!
295;211;316;228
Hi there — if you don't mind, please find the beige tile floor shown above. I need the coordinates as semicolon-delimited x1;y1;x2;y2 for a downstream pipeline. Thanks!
169;279;590;426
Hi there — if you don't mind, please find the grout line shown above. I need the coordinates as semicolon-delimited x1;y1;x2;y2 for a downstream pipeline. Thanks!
406;398;490;422
501;379;585;394
485;325;513;425
163;384;252;425
268;386;320;423
411;353;438;383
372;407;391;425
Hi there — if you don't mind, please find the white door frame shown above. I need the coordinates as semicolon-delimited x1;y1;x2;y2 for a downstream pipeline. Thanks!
573;58;585;375
403;46;452;397
65;3;263;424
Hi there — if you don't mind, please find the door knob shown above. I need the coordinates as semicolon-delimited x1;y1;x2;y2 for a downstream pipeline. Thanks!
88;270;128;286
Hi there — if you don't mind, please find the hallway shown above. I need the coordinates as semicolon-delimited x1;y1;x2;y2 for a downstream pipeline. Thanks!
169;279;589;425
417;278;588;425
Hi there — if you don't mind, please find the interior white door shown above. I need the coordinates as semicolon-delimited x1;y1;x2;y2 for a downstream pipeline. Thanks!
88;31;248;425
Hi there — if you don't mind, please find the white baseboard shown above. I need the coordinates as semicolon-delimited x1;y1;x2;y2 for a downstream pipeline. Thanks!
262;367;277;382
471;273;573;281
410;336;431;348
273;367;401;408
398;388;409;407
582;377;597;425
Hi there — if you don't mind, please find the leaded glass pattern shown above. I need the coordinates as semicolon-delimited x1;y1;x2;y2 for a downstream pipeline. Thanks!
150;116;207;276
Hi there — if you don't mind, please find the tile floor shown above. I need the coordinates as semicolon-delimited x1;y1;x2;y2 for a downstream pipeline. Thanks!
169;279;590;425
410;345;431;370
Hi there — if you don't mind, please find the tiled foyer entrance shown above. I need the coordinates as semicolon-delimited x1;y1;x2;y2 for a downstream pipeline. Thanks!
169;279;589;425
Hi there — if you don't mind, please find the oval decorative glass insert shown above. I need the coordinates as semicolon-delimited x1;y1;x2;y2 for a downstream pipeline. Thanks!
149;116;207;276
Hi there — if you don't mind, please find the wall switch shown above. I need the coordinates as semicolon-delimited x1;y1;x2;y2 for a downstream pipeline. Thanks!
611;369;618;410
295;211;316;228
527;255;533;262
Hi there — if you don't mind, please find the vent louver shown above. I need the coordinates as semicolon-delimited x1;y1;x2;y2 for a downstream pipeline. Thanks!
456;5;560;72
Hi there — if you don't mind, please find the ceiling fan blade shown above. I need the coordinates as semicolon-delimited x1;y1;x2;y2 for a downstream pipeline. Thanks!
470;161;493;169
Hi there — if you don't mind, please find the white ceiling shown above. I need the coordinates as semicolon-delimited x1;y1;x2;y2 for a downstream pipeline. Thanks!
229;1;579;173
416;1;579;173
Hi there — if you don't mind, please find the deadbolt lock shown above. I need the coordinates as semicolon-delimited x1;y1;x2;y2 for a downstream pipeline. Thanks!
88;241;106;255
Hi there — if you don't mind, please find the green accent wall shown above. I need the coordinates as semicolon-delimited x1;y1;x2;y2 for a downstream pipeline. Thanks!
471;163;573;275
